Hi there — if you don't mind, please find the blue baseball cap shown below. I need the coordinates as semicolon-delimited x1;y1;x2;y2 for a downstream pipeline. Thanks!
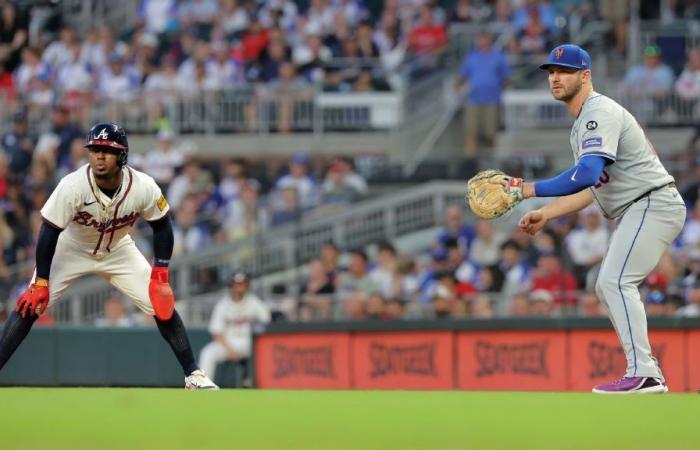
539;44;592;71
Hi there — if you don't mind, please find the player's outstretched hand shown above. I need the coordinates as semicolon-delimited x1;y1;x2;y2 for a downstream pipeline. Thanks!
16;279;49;318
519;209;547;235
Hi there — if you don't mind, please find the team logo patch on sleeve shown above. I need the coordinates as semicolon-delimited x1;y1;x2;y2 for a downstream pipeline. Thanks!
582;137;603;149
156;194;168;211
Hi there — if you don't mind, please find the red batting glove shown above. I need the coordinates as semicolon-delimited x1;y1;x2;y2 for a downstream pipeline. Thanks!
149;266;174;321
16;278;50;318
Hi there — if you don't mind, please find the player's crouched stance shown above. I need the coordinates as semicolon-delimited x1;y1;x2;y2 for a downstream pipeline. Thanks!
0;123;217;390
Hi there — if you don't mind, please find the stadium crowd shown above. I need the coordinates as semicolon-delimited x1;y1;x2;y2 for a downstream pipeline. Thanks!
2;0;700;325
3;0;694;132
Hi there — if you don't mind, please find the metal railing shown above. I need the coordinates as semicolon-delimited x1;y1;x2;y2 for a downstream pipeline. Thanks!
502;89;700;129
60;0;141;37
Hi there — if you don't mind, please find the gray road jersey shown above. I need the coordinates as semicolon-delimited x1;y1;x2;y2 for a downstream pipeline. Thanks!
569;92;674;219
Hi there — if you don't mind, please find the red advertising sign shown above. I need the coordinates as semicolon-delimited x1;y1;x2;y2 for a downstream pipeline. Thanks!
352;331;455;390
255;332;351;389
568;329;687;392
456;331;567;391
687;330;700;392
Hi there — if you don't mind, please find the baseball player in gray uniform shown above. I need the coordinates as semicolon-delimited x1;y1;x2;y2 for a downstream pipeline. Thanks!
516;45;686;393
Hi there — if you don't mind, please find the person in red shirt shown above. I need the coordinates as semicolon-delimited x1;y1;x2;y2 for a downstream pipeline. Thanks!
530;252;578;310
241;16;269;63
0;64;15;106
407;6;448;56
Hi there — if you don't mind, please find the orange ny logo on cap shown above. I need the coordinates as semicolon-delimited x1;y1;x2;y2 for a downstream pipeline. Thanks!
555;47;564;59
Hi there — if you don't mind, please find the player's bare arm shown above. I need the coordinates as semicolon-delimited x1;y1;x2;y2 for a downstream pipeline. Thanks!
519;189;593;236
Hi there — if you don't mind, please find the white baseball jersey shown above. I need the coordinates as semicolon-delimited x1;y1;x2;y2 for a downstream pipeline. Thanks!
38;164;170;315
41;164;169;258
208;293;271;343
570;91;674;219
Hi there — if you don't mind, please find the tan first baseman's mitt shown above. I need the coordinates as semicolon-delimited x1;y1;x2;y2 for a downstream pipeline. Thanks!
465;169;524;219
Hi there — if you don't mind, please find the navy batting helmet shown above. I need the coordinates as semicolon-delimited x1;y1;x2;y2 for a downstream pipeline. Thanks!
85;122;129;167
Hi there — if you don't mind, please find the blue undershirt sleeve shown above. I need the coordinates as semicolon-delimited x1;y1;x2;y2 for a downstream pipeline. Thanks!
533;155;608;197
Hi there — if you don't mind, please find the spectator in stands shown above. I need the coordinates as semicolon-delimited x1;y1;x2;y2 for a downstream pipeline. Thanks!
94;296;135;327
172;194;211;255
272;153;319;210
299;258;335;321
255;38;290;82
270;186;303;227
99;52;140;122
223;180;268;240
143;129;185;191
509;292;530;317
391;254;420;303
337;248;378;300
369;241;398;300
472;294;494;318
513;0;556;32
622;45;675;121
167;159;213;210
218;157;250;204
249;61;313;132
456;31;509;159
600;0;629;55
624;45;675;97
48;104;83;172
218;0;250;38
0;1;28;72
644;289;668;317
677;280;700;317
366;292;389;320
518;7;553;57
0;62;14;107
405;4;446;76
42;27;77;74
681;198;700;254
449;0;481;24
199;272;270;382
578;291;605;317
495;239;531;299
139;0;178;36
565;205;608;289
321;156;368;206
528;288;554;316
436;204;475;257
1;112;35;181
675;48;700;114
14;46;45;96
531;252;578;310
56;41;93;124
470;219;507;267
320;241;341;285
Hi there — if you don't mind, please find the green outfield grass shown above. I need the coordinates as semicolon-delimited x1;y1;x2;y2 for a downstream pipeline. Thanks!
0;389;698;450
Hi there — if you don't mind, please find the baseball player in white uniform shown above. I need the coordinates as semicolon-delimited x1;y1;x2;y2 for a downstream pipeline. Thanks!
199;272;271;383
514;45;686;393
0;122;218;389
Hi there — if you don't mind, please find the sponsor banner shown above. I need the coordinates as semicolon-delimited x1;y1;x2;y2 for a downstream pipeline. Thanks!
568;330;686;392
686;330;700;392
457;331;566;391
352;331;454;390
255;333;351;389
